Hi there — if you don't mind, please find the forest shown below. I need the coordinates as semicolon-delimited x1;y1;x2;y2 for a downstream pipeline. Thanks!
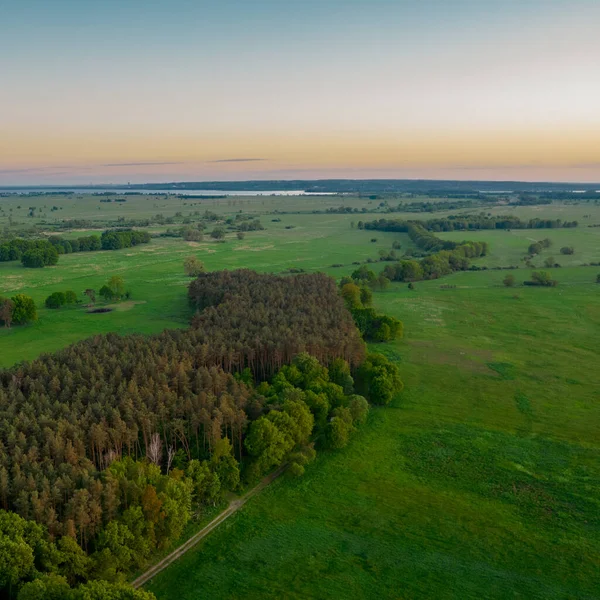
0;270;401;598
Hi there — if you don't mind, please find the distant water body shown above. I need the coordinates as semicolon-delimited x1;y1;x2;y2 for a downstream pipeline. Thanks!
3;188;335;196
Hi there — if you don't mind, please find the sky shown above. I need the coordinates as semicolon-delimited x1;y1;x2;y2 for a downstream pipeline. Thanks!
1;0;600;185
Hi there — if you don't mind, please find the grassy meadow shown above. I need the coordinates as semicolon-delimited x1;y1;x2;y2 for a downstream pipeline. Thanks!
1;193;599;598
146;271;600;600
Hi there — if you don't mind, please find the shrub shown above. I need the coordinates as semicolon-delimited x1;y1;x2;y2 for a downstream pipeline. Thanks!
65;290;78;304
10;294;37;324
184;256;205;277
355;353;403;406
211;227;226;240
560;246;574;255
45;291;67;309
503;274;515;287
524;271;558;287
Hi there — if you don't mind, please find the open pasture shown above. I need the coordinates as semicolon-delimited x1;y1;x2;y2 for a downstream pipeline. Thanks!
147;273;600;599
438;226;600;268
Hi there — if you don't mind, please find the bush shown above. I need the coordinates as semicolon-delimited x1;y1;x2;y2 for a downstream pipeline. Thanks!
560;246;574;255
524;271;558;287
45;291;67;309
99;285;114;301
184;256;205;277
355;353;403;405
182;227;203;242
503;274;515;287
10;294;37;324
65;290;78;304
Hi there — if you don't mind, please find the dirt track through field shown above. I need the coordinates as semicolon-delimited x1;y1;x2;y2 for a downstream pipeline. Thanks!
131;464;287;589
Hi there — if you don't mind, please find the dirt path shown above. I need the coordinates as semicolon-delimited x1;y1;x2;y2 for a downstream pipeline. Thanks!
131;464;287;589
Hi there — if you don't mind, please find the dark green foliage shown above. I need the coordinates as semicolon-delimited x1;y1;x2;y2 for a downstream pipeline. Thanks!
359;286;373;307
351;308;403;342
0;510;156;599
69;580;156;599
560;246;574;255
503;273;516;287
380;236;487;283
328;357;355;394
325;407;354;449
210;227;226;240
99;286;114;301
49;235;101;254
524;271;558;287
364;215;577;233
382;260;423;282
340;282;362;309
65;290;78;305
351;265;377;285
45;292;67;309
100;229;151;251
355;353;403;405
189;271;365;378
1;231;143;266
21;243;59;268
340;280;403;343
9;294;37;324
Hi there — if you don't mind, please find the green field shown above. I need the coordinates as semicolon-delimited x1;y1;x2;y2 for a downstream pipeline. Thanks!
146;272;600;599
1;193;599;598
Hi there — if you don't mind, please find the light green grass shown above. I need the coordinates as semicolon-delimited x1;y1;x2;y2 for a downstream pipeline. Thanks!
438;227;600;268
146;272;600;600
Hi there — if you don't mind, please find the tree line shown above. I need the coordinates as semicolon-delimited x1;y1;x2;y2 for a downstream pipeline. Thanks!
360;215;578;233
0;230;151;268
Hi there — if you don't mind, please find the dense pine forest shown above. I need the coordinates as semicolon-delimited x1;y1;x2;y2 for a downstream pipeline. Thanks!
0;270;401;598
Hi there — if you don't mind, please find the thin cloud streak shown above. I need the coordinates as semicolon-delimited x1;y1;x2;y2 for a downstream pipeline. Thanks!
209;158;268;163
102;161;187;167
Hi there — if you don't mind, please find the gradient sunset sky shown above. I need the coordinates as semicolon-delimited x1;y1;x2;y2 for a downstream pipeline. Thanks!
1;0;599;185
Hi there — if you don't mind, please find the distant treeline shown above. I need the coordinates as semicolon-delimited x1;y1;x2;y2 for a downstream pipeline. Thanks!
60;178;599;194
538;190;600;201
0;229;151;266
361;215;578;233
